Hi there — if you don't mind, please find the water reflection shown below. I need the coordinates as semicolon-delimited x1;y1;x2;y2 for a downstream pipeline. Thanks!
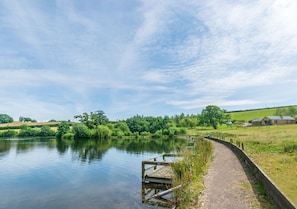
0;137;186;163
142;184;176;208
0;140;10;159
0;137;186;209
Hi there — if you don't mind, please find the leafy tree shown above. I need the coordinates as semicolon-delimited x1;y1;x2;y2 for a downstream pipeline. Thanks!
96;125;111;139
199;105;229;129
56;121;70;139
275;106;297;118
72;123;90;138
114;121;131;136
91;110;108;127
74;110;108;129
0;114;13;124
19;117;35;122
39;126;56;137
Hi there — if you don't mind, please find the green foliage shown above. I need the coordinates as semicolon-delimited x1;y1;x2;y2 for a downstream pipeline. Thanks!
275;106;297;118
72;123;90;138
19;116;36;122
56;121;70;139
114;121;131;135
39;126;56;137
94;125;111;139
229;105;297;121
18;127;39;137
0;130;17;137
172;138;213;208
199;105;229;129
125;115;171;134
0;114;13;124
74;110;108;129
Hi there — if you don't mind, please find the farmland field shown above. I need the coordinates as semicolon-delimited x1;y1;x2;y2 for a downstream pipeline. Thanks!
228;105;297;121
0;121;59;128
204;124;297;205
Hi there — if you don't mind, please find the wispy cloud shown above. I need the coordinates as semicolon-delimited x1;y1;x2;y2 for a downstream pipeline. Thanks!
0;0;297;120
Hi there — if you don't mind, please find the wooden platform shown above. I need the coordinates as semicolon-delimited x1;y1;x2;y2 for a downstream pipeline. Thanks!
142;153;181;185
144;166;174;184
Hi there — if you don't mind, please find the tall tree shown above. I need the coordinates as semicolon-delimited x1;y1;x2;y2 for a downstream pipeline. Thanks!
74;110;108;129
199;105;229;129
0;114;13;124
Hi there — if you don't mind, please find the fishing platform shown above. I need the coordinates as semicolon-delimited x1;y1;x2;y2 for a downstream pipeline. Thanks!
142;153;181;185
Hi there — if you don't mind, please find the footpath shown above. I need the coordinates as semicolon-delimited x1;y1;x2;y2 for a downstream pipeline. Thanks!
194;140;272;209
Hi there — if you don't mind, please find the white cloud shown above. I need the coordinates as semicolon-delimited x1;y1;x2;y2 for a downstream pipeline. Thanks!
0;0;297;120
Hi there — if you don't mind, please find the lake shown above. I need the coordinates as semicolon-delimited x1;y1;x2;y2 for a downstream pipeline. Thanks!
0;137;186;209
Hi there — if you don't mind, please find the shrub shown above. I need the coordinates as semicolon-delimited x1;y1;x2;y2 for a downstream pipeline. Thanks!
0;130;17;137
39;126;56;137
18;128;39;137
95;125;111;139
72;123;90;139
56;121;70;139
172;138;213;209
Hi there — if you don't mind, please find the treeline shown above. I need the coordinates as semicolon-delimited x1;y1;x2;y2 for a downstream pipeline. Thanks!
0;105;231;139
57;112;197;140
0;125;55;138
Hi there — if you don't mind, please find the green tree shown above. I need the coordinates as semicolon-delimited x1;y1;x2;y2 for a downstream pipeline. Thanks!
199;105;229;129
56;121;70;139
96;125;111;139
39;126;56;137
74;110;108;129
72;123;90;138
0;114;13;124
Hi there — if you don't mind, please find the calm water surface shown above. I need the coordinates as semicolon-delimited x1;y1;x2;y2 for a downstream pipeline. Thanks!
0;138;185;209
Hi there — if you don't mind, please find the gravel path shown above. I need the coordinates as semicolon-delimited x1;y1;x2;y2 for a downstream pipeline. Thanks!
196;140;262;209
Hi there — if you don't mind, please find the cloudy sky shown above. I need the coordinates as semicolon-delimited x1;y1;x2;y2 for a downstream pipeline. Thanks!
1;0;297;121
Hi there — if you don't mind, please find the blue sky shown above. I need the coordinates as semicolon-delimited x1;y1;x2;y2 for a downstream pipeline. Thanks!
1;0;297;121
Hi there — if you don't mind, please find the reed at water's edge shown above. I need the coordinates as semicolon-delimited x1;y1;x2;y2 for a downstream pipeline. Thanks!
172;137;213;209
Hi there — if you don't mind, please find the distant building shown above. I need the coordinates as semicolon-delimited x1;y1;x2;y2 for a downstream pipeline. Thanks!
251;116;296;126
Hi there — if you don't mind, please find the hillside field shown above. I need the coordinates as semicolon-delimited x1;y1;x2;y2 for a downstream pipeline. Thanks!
229;105;297;121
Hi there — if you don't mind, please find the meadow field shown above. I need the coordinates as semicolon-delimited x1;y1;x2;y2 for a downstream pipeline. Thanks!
205;124;297;205
228;105;297;121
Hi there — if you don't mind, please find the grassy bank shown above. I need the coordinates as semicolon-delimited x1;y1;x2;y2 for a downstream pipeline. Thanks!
205;124;297;206
172;137;213;209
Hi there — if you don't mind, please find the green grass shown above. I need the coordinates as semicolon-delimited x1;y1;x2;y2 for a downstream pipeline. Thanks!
172;138;213;209
228;105;297;121
205;124;297;206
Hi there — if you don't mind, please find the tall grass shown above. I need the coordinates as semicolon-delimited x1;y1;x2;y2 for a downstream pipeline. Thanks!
172;138;213;209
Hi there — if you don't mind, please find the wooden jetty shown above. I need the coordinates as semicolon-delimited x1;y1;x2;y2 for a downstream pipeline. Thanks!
142;154;182;208
142;153;181;185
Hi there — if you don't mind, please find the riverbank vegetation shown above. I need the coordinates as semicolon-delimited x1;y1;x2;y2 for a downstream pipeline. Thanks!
172;137;213;209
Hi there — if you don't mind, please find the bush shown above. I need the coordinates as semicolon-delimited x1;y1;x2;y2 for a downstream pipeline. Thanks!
56;121;70;139
72;123;90;139
95;125;111;139
39;126;56;137
172;138;213;209
0;130;17;137
18;128;39;137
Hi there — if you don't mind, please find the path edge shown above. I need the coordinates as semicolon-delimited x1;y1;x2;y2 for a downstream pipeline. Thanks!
205;136;296;209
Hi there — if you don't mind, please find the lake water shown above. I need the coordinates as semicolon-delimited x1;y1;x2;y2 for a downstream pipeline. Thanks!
0;138;185;209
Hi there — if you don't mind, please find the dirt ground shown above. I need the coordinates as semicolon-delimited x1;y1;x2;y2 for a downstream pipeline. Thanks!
193;140;273;209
